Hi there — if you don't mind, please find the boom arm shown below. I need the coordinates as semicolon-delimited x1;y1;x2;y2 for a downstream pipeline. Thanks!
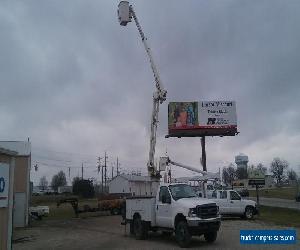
129;5;167;178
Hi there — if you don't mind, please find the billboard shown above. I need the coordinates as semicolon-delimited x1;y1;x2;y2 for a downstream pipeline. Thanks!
248;168;265;185
248;169;265;180
167;101;237;137
0;163;10;208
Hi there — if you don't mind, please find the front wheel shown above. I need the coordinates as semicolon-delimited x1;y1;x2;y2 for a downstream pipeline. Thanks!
204;231;217;243
175;221;191;248
244;206;254;219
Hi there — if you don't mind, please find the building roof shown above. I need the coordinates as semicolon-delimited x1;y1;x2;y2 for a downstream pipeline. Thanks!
0;141;31;156
0;147;18;156
114;174;155;182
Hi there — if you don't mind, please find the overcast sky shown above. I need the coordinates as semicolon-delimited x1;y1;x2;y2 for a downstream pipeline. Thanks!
1;0;300;185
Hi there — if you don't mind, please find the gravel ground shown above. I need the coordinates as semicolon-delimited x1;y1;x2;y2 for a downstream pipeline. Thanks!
13;216;299;250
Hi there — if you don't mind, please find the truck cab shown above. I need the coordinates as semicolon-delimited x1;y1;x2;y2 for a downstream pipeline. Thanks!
211;190;258;219
125;183;221;247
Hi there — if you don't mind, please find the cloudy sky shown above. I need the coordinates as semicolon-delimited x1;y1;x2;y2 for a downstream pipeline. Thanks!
1;0;300;184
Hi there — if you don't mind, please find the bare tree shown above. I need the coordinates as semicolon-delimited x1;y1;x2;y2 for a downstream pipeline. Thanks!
256;163;267;174
236;167;247;179
270;158;288;184
222;164;237;186
39;176;48;191
287;169;297;181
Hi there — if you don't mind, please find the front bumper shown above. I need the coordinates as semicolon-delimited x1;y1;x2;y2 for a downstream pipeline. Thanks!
186;216;221;236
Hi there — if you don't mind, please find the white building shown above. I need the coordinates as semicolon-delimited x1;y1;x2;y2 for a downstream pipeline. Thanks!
108;174;159;197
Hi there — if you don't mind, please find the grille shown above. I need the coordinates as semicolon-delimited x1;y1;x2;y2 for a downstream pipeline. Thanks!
196;203;218;219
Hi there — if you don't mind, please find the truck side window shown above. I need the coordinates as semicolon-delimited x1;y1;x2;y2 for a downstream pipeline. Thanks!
159;186;170;202
212;191;216;198
220;191;227;199
230;191;240;200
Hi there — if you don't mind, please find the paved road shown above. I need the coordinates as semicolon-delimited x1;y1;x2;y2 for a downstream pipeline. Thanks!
248;197;300;210
13;215;299;250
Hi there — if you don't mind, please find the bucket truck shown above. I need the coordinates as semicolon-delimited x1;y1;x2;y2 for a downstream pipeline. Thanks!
118;2;220;247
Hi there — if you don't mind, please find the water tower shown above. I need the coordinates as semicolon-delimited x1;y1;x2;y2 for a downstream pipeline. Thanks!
235;153;248;170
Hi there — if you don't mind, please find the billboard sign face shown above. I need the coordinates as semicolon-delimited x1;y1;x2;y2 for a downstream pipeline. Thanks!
248;168;265;186
168;101;237;137
0;163;10;208
248;169;265;180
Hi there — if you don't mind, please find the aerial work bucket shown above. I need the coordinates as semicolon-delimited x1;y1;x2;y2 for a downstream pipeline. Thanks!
118;1;131;26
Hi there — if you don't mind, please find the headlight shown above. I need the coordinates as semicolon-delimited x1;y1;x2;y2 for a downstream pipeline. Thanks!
188;208;197;217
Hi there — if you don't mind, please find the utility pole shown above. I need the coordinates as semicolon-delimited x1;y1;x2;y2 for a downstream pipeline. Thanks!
97;157;101;175
111;165;114;179
104;152;108;191
81;163;84;179
116;157;119;176
201;137;207;171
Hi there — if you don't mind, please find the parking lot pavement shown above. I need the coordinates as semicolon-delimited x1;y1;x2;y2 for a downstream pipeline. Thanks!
13;216;299;250
249;197;300;210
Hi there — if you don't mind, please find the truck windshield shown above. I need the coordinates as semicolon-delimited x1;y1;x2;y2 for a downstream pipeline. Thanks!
169;184;197;200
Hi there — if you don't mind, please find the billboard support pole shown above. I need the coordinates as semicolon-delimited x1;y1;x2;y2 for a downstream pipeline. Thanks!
201;136;207;172
256;184;260;207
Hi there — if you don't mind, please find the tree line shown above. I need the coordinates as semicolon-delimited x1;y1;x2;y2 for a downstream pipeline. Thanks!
38;171;95;198
222;157;298;186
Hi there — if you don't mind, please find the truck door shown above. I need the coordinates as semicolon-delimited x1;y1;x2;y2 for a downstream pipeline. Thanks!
229;191;243;213
156;186;172;228
217;190;230;214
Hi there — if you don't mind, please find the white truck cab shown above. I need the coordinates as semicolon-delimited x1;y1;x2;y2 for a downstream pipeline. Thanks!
211;190;258;219
124;183;221;247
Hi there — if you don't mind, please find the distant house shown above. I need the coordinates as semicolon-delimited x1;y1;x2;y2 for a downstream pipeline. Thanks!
58;186;72;194
108;174;159;197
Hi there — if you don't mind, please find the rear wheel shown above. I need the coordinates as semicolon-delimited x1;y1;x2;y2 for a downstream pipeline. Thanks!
204;231;217;243
175;221;191;248
110;208;120;215
133;216;148;240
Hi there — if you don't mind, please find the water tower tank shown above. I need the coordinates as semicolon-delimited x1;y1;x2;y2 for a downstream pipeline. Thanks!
235;153;248;169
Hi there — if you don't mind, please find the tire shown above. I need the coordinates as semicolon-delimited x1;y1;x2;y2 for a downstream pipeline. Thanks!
133;216;147;240
244;206;254;219
111;208;120;215
204;231;217;243
175;221;191;248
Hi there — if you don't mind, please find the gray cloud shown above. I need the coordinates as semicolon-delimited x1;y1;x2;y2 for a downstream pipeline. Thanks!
1;0;300;183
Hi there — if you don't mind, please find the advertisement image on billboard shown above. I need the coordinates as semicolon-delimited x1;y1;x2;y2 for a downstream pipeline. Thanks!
167;101;238;137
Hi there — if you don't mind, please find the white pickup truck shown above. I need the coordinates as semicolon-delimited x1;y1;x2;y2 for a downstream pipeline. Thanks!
211;190;258;219
124;183;221;247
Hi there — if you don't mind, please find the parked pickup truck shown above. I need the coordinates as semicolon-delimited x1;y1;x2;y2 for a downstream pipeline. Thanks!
211;190;258;219
124;183;221;248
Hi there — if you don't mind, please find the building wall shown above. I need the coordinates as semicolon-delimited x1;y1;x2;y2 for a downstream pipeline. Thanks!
109;176;130;194
0;142;31;228
13;156;30;228
14;157;29;192
0;154;15;250
0;155;10;250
